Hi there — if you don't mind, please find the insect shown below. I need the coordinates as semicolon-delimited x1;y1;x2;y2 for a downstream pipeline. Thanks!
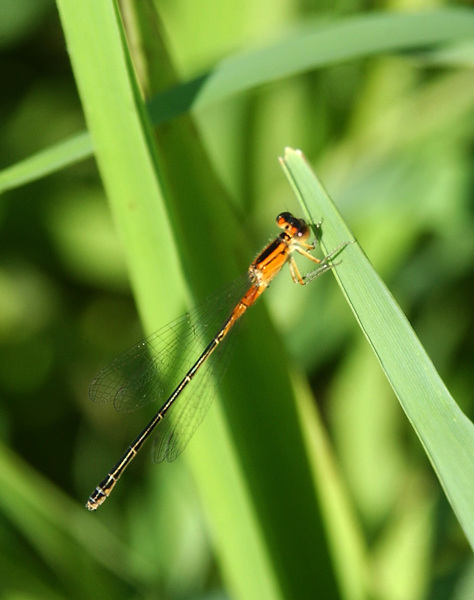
86;212;345;510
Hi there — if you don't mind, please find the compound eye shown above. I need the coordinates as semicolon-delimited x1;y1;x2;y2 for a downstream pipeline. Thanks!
276;212;293;229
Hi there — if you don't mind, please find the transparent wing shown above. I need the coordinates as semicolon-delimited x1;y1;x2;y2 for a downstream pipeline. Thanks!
151;324;236;463
89;276;248;461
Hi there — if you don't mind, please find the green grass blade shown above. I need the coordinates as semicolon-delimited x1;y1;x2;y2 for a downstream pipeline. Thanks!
0;132;91;193
56;0;186;332
55;3;338;599
2;8;473;194
188;8;474;111
280;148;474;549
0;442;144;597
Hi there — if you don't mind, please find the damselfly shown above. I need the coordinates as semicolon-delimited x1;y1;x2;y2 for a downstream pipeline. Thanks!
86;212;346;510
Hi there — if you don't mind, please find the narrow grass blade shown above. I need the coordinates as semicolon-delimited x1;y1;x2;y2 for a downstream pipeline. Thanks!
55;4;334;599
0;132;92;194
2;8;473;194
280;147;474;549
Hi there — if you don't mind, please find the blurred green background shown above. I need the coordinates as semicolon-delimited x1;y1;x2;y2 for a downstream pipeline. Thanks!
0;1;473;599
